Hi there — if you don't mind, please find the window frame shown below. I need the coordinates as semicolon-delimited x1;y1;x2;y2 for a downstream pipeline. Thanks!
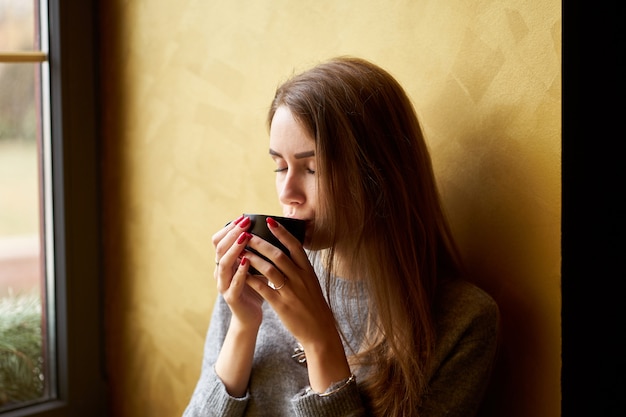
1;0;106;416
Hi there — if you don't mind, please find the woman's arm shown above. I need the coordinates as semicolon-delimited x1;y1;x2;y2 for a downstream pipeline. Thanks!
182;296;251;417
184;217;265;416
214;305;259;397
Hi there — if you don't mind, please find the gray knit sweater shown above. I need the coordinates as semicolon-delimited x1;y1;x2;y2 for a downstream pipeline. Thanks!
183;258;499;417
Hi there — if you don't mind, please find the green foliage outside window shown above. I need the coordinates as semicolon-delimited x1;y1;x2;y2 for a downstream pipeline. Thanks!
0;293;44;407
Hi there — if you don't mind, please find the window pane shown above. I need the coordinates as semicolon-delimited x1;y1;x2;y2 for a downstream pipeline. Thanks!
0;1;51;411
0;61;49;412
0;0;36;51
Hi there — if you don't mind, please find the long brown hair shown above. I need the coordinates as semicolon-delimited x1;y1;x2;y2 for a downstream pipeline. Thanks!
268;57;463;417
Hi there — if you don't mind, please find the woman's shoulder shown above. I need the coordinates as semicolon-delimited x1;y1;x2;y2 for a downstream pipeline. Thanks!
437;278;497;307
433;278;500;336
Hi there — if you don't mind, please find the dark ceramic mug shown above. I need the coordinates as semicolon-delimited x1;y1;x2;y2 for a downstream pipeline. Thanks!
243;214;306;275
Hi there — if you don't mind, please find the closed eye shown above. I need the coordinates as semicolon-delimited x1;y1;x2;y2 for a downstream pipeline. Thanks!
274;167;316;174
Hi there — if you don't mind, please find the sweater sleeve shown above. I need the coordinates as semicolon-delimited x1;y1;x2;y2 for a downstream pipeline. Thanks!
291;378;367;417
182;296;250;417
418;281;500;417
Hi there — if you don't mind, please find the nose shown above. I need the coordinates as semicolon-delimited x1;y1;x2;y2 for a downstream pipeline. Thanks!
278;171;306;207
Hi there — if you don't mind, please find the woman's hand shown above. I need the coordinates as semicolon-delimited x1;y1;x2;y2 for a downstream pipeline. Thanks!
243;217;352;393
212;215;264;397
212;215;263;330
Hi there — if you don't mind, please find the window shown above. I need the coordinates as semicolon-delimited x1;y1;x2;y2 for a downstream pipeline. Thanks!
1;0;50;410
0;1;105;416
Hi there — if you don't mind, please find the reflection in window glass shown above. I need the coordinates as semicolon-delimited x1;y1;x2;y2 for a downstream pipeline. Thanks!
0;0;51;411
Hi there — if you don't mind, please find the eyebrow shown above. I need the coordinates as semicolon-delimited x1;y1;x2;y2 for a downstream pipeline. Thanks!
269;148;315;159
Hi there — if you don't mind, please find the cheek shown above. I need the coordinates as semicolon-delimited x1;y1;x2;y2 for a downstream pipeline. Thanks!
307;177;318;202
275;175;286;196
307;184;317;205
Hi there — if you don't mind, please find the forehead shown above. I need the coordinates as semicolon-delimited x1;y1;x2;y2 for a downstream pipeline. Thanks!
269;106;315;155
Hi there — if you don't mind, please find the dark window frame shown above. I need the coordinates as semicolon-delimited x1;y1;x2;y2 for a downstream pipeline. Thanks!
2;0;106;416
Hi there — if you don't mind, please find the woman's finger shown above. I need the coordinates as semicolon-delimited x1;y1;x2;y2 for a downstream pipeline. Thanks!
212;215;244;246
213;215;251;264
263;217;310;275
216;231;252;293
245;271;285;301
222;256;251;303
244;246;291;289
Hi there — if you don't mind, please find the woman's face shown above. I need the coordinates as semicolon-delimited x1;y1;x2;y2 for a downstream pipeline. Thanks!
269;106;319;248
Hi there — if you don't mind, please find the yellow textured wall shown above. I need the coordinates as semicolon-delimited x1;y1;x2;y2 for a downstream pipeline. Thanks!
100;1;561;416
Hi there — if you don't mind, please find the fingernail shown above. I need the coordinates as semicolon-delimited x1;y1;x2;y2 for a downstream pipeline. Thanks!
266;217;278;228
237;232;252;244
240;257;247;266
234;215;245;225
239;217;250;228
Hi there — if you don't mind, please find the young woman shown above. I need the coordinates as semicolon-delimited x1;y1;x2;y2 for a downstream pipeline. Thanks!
183;57;499;417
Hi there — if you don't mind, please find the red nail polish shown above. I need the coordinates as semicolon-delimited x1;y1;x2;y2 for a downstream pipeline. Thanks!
266;217;278;228
239;217;250;228
234;215;245;225
237;232;251;244
240;257;247;266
